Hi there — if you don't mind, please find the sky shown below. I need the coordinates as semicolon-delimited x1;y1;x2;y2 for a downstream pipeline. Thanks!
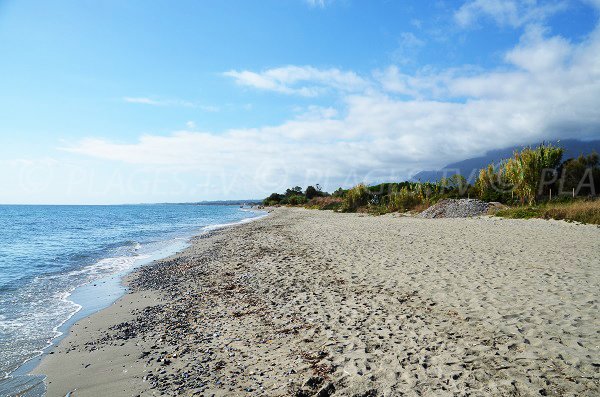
0;0;599;204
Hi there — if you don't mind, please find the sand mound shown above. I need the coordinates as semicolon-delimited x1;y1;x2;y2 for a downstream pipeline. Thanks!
420;198;490;218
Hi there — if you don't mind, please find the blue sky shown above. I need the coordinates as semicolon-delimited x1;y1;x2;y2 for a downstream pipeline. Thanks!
1;0;599;204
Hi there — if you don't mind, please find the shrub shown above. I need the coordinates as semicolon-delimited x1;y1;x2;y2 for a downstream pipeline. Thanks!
284;186;304;197
440;174;469;196
559;152;600;196
386;186;423;212
263;193;283;206
283;195;307;205
495;199;600;225
263;184;330;207
332;187;346;197
306;196;344;211
341;184;371;212
305;185;326;200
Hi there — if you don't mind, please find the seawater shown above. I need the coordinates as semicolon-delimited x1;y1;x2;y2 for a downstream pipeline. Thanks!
0;204;264;396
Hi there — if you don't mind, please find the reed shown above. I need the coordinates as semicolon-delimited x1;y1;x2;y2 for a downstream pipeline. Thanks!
504;143;563;205
341;184;371;212
386;186;423;212
476;143;563;204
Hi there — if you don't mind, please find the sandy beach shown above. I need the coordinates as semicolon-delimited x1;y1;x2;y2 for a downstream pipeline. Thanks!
33;208;600;396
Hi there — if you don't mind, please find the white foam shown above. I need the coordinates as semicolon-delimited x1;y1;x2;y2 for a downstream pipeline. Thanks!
201;211;268;233
64;254;150;278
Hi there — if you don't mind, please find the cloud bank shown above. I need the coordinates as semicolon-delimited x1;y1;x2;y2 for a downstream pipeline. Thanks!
65;20;600;196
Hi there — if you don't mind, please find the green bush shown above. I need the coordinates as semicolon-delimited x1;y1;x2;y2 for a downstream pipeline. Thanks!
332;187;346;197
262;193;283;206
285;195;308;205
341;184;371;212
560;152;600;196
305;185;326;200
386;186;422;212
305;196;344;211
495;199;600;225
439;174;469;197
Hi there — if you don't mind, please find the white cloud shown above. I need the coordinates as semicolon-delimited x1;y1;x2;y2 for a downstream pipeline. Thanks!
305;0;327;8
390;32;427;65
293;105;339;120
65;23;600;196
399;32;425;47
224;66;368;96
123;97;165;105
123;97;219;111
454;0;568;28
504;24;572;72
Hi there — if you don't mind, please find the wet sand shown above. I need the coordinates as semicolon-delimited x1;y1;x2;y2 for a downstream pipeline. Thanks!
33;208;600;396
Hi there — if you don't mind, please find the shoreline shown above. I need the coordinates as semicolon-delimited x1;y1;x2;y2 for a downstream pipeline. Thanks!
5;240;189;393
32;208;600;396
1;209;268;397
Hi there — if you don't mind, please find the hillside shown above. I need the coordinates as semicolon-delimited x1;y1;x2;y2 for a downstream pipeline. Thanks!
412;139;600;182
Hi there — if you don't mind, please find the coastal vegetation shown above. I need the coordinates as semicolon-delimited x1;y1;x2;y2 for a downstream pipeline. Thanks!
495;199;600;225
263;142;600;224
475;142;564;205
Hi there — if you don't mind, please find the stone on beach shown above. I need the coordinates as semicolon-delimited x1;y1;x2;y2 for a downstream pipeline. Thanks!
420;198;491;218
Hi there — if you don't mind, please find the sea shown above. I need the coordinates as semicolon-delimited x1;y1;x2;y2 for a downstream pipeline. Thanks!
0;204;265;396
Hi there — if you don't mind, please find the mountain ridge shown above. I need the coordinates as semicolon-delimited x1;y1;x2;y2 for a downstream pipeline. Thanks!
411;139;600;182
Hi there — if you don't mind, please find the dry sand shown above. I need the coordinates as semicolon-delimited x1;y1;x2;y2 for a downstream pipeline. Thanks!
33;208;600;396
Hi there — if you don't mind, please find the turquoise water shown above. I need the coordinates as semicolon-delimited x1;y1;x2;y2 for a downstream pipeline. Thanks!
0;204;263;394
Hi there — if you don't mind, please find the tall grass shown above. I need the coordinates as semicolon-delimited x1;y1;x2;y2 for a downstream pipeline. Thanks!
386;186;423;212
504;143;563;205
341;184;371;212
476;143;563;204
476;163;510;202
495;199;600;225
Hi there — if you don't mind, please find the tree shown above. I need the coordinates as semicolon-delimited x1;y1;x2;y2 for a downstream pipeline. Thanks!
441;174;469;195
560;152;600;196
332;187;345;197
263;193;283;206
305;186;318;199
285;186;303;197
305;185;326;199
